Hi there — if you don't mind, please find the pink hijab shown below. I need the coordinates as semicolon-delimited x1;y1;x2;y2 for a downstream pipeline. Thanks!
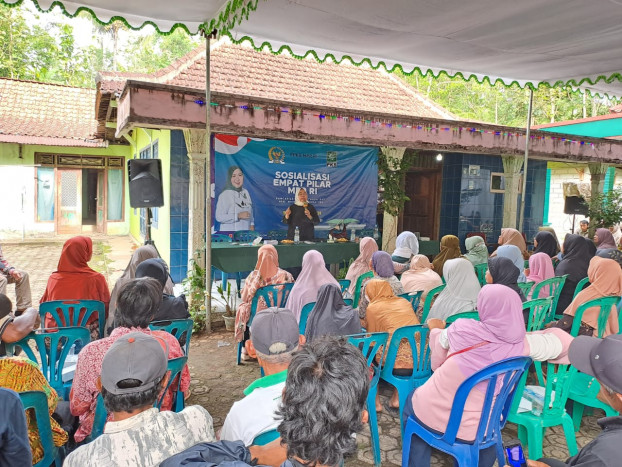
286;250;339;322
447;284;525;378
400;255;443;301
526;252;555;297
345;237;378;294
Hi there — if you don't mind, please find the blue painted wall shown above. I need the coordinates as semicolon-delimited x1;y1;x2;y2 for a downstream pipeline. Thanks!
169;130;190;283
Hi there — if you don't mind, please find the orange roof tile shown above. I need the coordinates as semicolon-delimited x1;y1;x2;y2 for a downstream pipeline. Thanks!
0;79;105;147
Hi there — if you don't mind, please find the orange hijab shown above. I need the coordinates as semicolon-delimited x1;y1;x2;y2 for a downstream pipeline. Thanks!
496;228;528;259
365;280;418;334
432;235;462;277
564;256;622;337
255;244;280;281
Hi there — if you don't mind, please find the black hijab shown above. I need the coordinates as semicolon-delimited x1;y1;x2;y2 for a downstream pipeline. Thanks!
136;259;189;322
533;231;559;258
556;235;594;283
304;283;361;342
488;256;526;302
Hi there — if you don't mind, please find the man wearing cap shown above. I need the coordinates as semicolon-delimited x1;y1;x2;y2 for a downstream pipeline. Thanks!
220;307;305;446
525;334;622;467
64;332;215;467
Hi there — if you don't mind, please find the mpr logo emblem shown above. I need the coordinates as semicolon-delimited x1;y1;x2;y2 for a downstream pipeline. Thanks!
268;147;285;164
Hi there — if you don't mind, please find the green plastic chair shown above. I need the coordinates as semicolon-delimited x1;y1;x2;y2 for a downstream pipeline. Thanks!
572;277;590;299
18;391;62;467
149;318;194;355
567;296;621;431
531;275;568;322
474;263;488;286
352;271;374;308
517;281;535;297
398;291;423;314
155;356;188;412
7;327;91;400
39;299;106;338
523;297;553;332
421;284;447;322
445;310;479;325
338;279;351;295
508;362;578;460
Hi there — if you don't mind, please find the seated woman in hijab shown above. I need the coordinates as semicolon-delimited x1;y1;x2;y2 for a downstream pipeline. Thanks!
400;255;443;314
426;258;480;322
554;234;594;316
462;236;488;267
41;236;110;340
594;227;618;250
357;251;404;320
391;231;419;275
432;235;462;278
344;237;378;295
403;284;574;467
609;224;622;246
525;252;555;299
286;250;338;323
235;245;294;344
491;228;529;260
362;279;419;414
552;256;622;337
135;259;189;323
304;283;360;343
105;245;173;336
533;231;560;259
495;245;527;282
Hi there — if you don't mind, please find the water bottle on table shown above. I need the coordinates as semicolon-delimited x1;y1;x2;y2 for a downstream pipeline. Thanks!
294;226;300;244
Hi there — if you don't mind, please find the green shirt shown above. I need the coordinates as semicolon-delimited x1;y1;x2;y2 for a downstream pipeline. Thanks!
243;370;288;396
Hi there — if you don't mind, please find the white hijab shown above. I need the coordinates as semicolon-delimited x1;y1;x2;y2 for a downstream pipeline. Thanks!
427;258;480;321
294;188;307;207
393;231;419;258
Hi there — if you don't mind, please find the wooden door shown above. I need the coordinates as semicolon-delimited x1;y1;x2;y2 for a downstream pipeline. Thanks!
57;169;82;234
96;170;106;233
401;170;442;240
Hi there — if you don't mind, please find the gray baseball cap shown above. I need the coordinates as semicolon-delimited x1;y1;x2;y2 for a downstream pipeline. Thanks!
101;332;168;395
569;334;622;394
250;307;300;355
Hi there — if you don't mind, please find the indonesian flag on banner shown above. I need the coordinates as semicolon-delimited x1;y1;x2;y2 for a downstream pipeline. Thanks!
214;135;264;154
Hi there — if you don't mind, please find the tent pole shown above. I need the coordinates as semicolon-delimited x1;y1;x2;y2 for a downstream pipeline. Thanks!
204;31;213;333
519;88;533;232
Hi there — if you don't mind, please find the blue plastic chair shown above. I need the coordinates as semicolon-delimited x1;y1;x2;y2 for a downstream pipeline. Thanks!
7;327;91;400
346;332;389;467
251;429;280;446
211;234;242;296
18;391;62;467
380;325;431;433
234;230;262;243
155;356;188;412
338;279;351;295
267;230;287;241
398;291;423;314
149;318;194;355
39;300;105;339
299;301;316;335
90;393;107;441
236;282;295;365
402;356;531;467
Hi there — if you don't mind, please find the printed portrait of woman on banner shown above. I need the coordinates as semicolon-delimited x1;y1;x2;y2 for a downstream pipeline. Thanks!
215;165;254;231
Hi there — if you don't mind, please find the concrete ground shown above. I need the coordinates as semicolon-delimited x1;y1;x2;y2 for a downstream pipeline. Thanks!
1;236;604;466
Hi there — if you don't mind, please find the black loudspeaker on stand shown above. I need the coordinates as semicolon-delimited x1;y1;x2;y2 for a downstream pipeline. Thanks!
128;159;164;247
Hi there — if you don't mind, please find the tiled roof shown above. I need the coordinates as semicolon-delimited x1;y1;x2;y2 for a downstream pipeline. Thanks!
0;79;104;147
98;40;455;120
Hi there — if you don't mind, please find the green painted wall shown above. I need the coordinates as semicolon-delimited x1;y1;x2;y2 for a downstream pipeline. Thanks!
0;142;130;165
130;129;172;267
539;118;622;138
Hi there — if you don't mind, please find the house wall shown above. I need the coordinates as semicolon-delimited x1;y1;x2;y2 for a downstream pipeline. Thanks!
439;153;547;250
0;142;132;238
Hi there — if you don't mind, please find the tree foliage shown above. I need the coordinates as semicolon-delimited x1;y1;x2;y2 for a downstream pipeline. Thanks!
120;29;201;73
586;189;622;229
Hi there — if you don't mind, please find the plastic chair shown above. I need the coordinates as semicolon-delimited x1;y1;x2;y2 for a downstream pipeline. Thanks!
39;300;105;339
90;393;107;440
267;230;287;241
299;301;316;335
211;234;242;296
346;332;389;467
402;356;531;467
473;263;488;287
517;281;534;297
523;297;553;332
233;230;262;243
445;311;479;325
352;271;374;308
379;325;431;432
531;275;568;322
18;391;62;467
155;356;188;412
236;282;294;365
398;291;423;314
7;327;91;400
251;429;280;446
567;296;621;430
572;277;590;299
149;318;194;355
421;284;447;322
338;279;351;295
508;362;578;460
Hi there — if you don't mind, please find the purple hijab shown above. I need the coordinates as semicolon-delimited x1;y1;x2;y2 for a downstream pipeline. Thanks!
595;228;618;250
371;251;395;278
447;284;526;379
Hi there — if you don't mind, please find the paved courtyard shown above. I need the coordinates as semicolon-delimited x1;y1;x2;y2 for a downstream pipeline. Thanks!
1;236;605;466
